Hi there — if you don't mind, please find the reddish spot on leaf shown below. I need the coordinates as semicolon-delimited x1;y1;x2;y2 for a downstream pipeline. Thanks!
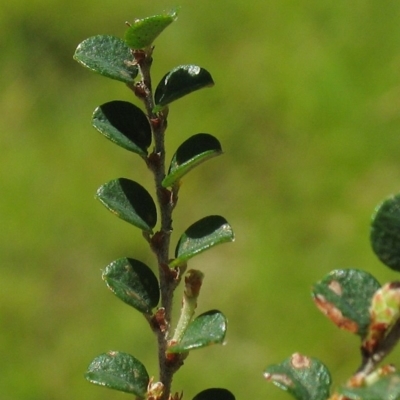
313;294;359;333
328;280;342;296
347;372;367;388
290;353;311;369
263;372;293;387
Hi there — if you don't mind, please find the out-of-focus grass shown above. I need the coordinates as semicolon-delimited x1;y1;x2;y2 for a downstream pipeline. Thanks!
2;1;400;399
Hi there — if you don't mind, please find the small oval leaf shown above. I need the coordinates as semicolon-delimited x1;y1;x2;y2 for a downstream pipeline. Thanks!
193;388;235;400
103;258;159;314
96;178;157;233
85;351;149;397
154;65;214;112
74;35;138;83
168;310;227;353
170;216;234;267
92;101;151;155
125;8;179;49
312;269;381;337
162;134;222;187
371;194;400;272
264;353;332;400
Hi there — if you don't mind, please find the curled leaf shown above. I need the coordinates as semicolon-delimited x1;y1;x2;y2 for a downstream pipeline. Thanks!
162;133;222;187
154;65;214;112
103;258;159;314
92;101;151;155
170;215;234;267
96;178;157;233
171;270;204;343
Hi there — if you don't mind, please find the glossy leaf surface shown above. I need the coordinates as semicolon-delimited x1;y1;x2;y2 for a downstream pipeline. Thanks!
103;258;159;314
96;178;157;233
264;353;331;400
339;373;400;400
154;65;214;112
162;133;222;187
192;388;235;400
85;351;149;397
125;8;179;49
171;216;234;267
312;269;380;337
74;35;137;83
371;194;400;271
168;310;227;353
92;101;151;155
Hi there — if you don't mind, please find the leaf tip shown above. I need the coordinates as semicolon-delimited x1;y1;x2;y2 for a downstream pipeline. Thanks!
168;6;180;20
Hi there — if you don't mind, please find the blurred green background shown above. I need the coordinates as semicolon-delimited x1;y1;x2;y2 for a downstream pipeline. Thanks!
2;0;400;399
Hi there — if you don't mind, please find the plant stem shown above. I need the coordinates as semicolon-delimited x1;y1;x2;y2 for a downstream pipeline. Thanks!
357;318;400;375
131;48;181;400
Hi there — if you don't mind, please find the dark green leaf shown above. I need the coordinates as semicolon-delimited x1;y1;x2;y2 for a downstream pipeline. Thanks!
162;134;222;187
264;353;331;400
371;194;400;272
125;8;179;49
312;269;380;337
102;258;159;314
154;65;214;112
339;373;400;400
170;216;234;267
73;35;137;83
168;310;227;353
96;178;157;233
193;388;235;400
92;101;151;156
85;351;149;397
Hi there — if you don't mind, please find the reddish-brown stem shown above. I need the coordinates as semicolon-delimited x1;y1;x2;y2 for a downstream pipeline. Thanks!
357;318;400;376
130;47;183;400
